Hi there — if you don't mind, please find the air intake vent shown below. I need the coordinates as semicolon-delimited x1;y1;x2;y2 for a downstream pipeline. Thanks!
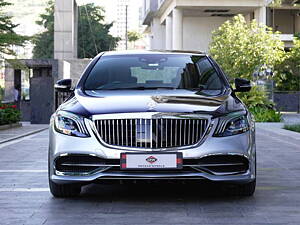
184;155;249;175
54;155;117;174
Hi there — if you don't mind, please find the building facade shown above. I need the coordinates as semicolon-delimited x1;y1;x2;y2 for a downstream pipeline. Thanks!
142;0;300;51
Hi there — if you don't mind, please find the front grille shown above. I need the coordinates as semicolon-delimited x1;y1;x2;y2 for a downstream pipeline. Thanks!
94;118;209;149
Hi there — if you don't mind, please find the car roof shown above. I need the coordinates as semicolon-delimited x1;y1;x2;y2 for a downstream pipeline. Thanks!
102;50;206;56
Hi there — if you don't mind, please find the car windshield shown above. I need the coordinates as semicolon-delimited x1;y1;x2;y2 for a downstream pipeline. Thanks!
84;54;226;95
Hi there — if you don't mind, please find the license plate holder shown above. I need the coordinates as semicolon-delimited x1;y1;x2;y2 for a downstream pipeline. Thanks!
120;152;183;170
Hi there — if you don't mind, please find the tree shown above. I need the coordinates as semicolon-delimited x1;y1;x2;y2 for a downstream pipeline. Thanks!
78;4;120;58
270;0;300;6
275;37;300;91
209;14;285;81
32;1;120;59
127;30;142;48
0;0;28;56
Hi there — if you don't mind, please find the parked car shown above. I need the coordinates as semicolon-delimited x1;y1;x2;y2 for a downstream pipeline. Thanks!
49;50;256;197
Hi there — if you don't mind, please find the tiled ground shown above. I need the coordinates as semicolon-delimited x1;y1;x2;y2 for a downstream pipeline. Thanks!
0;123;48;143
0;127;299;225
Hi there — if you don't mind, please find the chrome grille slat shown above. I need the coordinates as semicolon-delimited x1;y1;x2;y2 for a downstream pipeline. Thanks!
94;118;209;149
130;119;133;147
116;120;119;145
112;120;116;145
188;119;191;144
121;119;124;146
156;119;158;148
170;119;173;147
180;120;182;146
160;118;163;148
144;119;147;148
125;119;128;147
175;119;178;147
139;119;142;147
165;119;168;148
183;119;186;145
196;120;199;142
103;120;106;143
135;119;138;147
192;120;196;143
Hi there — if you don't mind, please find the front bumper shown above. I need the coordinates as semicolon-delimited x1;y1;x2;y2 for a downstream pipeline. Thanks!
49;115;256;185
52;170;254;184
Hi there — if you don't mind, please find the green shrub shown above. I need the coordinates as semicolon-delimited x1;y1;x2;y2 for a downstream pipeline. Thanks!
237;86;281;122
249;107;281;122
0;87;4;101
0;103;21;125
237;85;274;109
284;124;300;133
274;37;300;91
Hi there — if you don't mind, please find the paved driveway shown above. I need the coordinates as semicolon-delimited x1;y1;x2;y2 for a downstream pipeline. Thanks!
0;126;300;225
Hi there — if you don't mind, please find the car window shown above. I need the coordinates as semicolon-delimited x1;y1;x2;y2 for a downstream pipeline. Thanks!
197;57;223;90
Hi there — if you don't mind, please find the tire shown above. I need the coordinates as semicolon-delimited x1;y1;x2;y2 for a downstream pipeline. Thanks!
238;179;256;196
49;179;81;198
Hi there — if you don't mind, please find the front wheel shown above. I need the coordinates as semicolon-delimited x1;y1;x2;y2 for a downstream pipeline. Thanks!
49;179;81;198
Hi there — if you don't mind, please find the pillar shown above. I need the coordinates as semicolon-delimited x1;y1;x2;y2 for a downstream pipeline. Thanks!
254;6;266;25
165;14;172;50
54;0;78;60
172;8;183;50
150;18;165;50
295;14;300;33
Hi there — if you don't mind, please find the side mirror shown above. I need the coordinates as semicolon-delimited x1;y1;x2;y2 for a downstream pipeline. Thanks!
234;78;251;92
54;79;72;92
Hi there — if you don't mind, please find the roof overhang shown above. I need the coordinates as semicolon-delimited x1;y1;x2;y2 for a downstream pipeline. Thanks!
157;0;266;24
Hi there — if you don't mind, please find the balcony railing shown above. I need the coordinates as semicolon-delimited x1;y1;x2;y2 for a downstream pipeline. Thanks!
142;0;159;25
279;34;294;42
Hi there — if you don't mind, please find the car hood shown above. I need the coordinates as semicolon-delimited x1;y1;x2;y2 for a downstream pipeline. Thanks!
58;89;245;117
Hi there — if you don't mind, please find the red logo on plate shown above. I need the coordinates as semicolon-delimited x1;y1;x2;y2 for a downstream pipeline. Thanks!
146;156;157;164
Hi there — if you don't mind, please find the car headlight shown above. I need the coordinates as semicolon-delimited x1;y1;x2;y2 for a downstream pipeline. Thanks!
54;111;90;137
214;112;249;137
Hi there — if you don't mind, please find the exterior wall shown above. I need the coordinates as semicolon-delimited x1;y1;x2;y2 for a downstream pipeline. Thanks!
150;18;166;50
182;17;229;52
142;0;278;51
274;9;294;33
274;92;300;112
